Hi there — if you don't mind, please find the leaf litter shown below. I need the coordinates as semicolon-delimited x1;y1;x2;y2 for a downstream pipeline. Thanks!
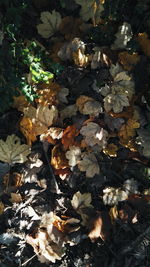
0;1;150;266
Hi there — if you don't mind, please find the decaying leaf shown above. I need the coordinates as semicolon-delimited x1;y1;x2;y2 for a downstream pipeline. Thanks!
40;127;63;144
66;146;81;167
103;187;128;206
103;143;118;157
13;95;30;112
88;211;112;241
37;10;62;38
75;0;104;25
36;82;61;106
119;118;140;142
80;122;108;149
26;211;80;263
76;95;94;113
59;16;83;40
78;152;100;178
137;32;150;57
72;48;90;67
9;193;22;203
118;51;140;71
136;128;150;158
119;138;138;152
0;202;4;215
58;88;69;104
0;135;31;164
71;191;93;225
22;104;58;137
58;38;85;61
111;22;133;50
51;145;69;170
104;93;130;113
62;125;79;150
20;117;37;145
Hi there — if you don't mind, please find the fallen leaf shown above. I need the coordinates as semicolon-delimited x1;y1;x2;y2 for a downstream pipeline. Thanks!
80;122;108;148
103;143;118;157
62;125;79;150
118;119;140;142
111;22;133;50
72;48;90;67
58;87;69;104
58;38;85;61
65;146;81;167
137;32;150;57
118;51;140;71
88;211;112;241
23;104;58;136
36;82;61;106
9;193;22;203
103;187;128;206
40;127;63;144
0;202;4;215
59;16;83;40
104;93;130;114
119;138;138;152
76;95;94;113
37;10;62;38
13;95;30;112
78;152;100;178
60;104;78;120
20;117;37;145
136;128;150;158
51;144;69;170
0;135;31;164
75;0;104;25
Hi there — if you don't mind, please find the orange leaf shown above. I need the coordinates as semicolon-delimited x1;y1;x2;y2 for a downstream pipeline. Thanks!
62;125;79;150
51;144;69;170
20;117;37;145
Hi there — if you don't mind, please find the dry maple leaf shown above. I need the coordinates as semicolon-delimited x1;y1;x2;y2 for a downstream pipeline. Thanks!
75;0;104;25
65;146;81;167
58;38;85;61
118;118;140;141
51;144;69;170
71;191;94;225
137;32;150;57
40;127;63;144
59;16;83;40
62;125;79;150
13;95;30;112
103;143;118;157
0;202;4;215
80;122;108;149
0;135;31;165
23;104;58;136
20;117;37;145
111;22;133;50
88;211;112;241
103;187;128;206
118;51;140;71
36;82;61;106
37;10;62;38
72;48;90;67
78;152;100;178
76;95;94;113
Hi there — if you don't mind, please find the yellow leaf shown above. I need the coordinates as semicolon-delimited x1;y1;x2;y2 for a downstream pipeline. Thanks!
103;143;118;157
0;202;4;215
119;138;138;152
118;51;140;71
137;32;150;57
118;119;140;141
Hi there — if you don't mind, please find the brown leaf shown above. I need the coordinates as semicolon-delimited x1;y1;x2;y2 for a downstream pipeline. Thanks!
103;143;118;157
59;16;83;40
118;119;140;141
36;82;61;106
51;144;69;170
108;106;134;119
137;32;150;57
62;125;79;150
118;51;140;71
20;117;37;145
118;204;138;223
88;211;112;242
